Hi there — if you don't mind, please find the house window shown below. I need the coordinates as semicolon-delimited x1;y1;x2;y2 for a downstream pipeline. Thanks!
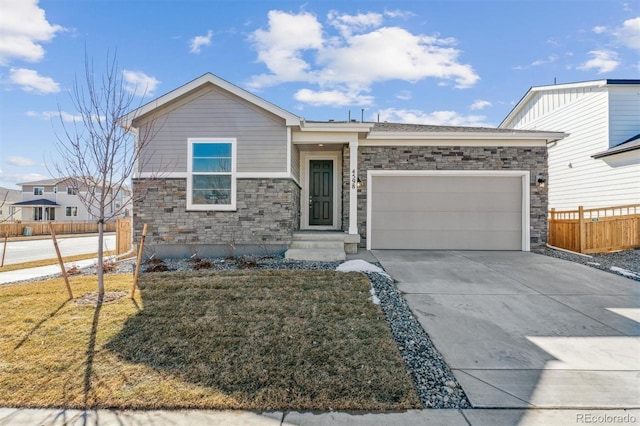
34;187;44;196
33;207;43;221
67;187;78;195
66;207;78;217
187;139;236;211
53;186;58;194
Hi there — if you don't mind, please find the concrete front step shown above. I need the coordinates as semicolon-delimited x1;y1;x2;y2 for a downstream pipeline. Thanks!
288;240;344;250
284;248;346;262
290;232;347;241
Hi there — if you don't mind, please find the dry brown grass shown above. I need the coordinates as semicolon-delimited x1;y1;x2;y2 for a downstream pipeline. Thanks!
0;270;419;410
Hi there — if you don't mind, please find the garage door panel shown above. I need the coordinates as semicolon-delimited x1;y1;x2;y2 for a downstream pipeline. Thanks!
372;211;522;231
372;230;522;250
374;176;521;193
370;174;525;250
373;192;521;212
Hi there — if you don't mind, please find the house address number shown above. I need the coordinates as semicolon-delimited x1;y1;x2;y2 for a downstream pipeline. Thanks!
351;169;357;190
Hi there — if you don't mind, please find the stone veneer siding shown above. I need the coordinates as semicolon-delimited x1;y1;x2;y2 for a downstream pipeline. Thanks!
133;178;300;257
342;145;548;248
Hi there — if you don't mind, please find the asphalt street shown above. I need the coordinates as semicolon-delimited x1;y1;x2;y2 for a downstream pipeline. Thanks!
1;234;116;265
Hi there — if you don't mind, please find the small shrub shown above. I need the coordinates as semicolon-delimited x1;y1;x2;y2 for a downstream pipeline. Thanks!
103;260;117;272
193;259;213;270
66;265;81;275
144;258;169;272
237;255;259;269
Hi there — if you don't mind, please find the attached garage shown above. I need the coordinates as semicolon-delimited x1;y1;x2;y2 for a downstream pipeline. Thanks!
367;171;530;251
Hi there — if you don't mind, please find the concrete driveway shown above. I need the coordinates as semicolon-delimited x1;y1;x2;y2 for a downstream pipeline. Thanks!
373;250;640;409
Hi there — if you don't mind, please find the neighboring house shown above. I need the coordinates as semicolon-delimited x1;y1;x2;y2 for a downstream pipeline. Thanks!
13;177;131;222
500;79;640;211
0;187;21;222
121;73;565;259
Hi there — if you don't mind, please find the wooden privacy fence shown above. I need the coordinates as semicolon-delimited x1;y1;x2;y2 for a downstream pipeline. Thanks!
0;220;117;238
115;217;132;256
548;204;640;254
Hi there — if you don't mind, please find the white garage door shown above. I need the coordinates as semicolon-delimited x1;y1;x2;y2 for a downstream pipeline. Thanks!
369;173;526;250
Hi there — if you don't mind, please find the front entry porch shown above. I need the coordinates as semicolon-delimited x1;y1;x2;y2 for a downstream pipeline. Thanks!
291;124;364;261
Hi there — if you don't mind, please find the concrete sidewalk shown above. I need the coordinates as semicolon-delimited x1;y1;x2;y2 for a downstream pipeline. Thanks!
0;259;101;285
1;407;639;425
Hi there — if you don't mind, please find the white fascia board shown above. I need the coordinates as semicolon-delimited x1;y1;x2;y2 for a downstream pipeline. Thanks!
298;122;375;132
292;131;359;144
363;132;566;144
120;73;301;128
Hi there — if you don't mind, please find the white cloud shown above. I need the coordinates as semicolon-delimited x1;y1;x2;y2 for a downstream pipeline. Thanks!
5;156;35;167
383;9;416;19
328;10;383;37
9;68;60;94
0;171;48;187
248;10;479;106
249;10;324;88
592;26;607;34
317;27;478;88
294;88;374;106
376;108;492;127
578;50;620;73
470;100;492;110
122;70;160;97
26;110;82;122
614;17;640;50
396;90;412;100
189;30;213;54
514;55;558;70
0;0;64;65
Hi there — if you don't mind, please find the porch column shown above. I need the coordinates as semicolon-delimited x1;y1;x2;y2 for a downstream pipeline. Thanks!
348;139;358;235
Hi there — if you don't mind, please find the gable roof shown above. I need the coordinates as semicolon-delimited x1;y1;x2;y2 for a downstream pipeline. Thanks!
17;178;63;186
120;73;301;128
500;79;640;128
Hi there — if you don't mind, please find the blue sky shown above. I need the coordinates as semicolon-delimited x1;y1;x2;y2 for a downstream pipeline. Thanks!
0;0;638;189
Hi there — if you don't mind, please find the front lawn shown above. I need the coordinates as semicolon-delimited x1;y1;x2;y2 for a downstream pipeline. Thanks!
0;270;420;410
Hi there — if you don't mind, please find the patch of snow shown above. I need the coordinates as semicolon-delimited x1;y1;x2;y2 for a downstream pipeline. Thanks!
610;266;640;279
370;286;381;305
587;262;601;266
336;259;390;278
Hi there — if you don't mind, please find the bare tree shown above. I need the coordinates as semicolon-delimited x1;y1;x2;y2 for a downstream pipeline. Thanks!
52;51;159;298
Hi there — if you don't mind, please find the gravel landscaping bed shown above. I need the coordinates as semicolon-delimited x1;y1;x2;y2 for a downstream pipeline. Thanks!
366;272;470;408
534;247;640;281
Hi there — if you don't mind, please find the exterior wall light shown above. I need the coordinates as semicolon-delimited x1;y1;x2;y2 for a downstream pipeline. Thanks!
537;176;546;188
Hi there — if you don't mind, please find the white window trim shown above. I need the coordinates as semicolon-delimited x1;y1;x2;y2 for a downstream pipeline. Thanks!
187;138;237;211
33;187;44;196
300;151;342;230
66;206;78;217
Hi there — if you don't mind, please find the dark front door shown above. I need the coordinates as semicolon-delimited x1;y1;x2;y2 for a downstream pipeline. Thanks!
309;160;333;226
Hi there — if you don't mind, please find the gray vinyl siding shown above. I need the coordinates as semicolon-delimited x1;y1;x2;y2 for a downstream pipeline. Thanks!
135;85;288;174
